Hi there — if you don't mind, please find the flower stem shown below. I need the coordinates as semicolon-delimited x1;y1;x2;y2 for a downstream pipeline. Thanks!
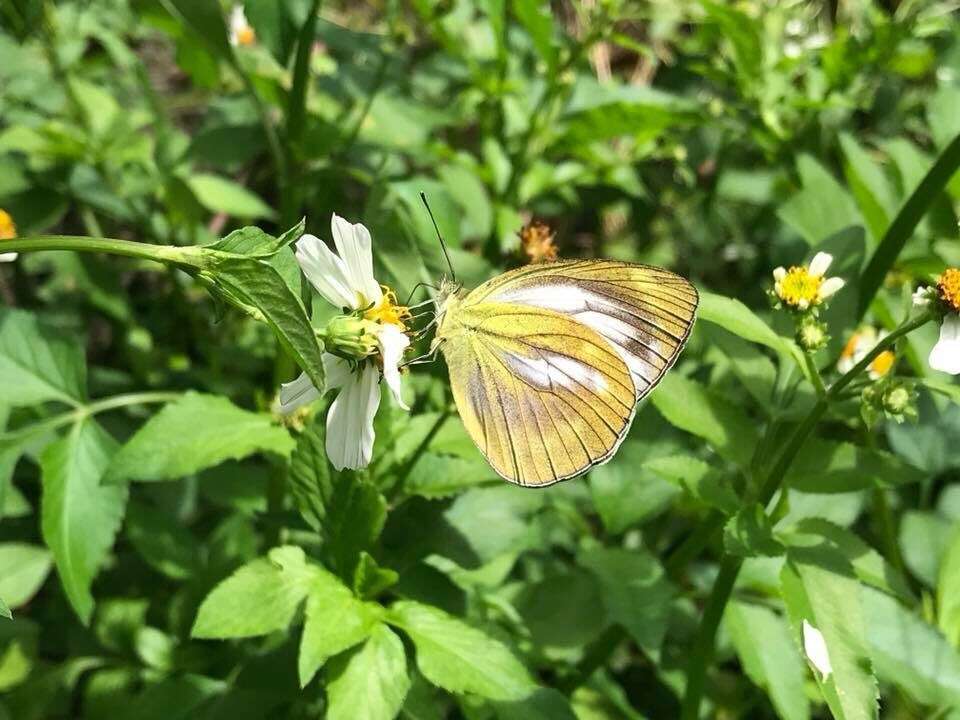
0;235;206;268
804;351;827;398
679;309;935;718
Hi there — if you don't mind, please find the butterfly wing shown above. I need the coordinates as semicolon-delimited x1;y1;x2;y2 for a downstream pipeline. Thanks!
438;302;637;486
437;260;698;486
466;260;699;401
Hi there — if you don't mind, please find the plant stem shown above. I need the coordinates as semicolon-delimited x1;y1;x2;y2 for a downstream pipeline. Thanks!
679;310;935;717
803;351;826;398
1;235;205;268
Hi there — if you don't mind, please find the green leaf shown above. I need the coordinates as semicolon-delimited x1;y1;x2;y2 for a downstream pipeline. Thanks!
899;510;954;588
106;393;294;483
862;586;960;708
778;155;860;247
578;546;674;659
186;173;276;219
124;501;201;580
326;624;410;720
644;455;739;515
298;569;379;687
0;309;86;407
166;0;233;61
191;546;317;639
724;505;785;558
938;526;960;647
780;547;879;720
785;439;925;493
0;545;52;610
700;0;762;84
353;552;399;600
289;417;387;580
40;420;127;625
697;291;795;357
387;600;536;701
512;0;556;70
561;85;698;146
207;219;305;257
493;688;578;720
839;134;895;244
786;519;914;604
0;597;9;620
210;254;326;392
725;601;809;720
650;374;759;468
858;131;960;319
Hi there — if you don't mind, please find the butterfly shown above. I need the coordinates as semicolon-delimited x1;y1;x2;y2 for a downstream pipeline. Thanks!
429;260;698;487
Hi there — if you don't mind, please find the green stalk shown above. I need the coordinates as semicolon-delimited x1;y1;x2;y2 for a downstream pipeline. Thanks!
1;235;207;268
679;310;935;719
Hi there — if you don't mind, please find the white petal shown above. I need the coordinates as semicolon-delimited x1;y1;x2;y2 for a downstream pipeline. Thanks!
772;267;786;282
322;353;353;390
819;277;845;300
331;214;382;305
802;620;832;679
377;324;410;410
0;252;16;262
278;372;320;414
808;252;833;277
913;286;931;307
929;316;960;375
295;234;357;309
325;364;380;471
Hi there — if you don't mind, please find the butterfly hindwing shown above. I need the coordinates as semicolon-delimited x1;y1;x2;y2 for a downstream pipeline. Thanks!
437;260;698;486
439;302;636;486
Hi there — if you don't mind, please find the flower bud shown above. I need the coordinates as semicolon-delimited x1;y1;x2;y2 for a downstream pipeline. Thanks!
882;385;911;415
797;317;828;352
321;314;380;360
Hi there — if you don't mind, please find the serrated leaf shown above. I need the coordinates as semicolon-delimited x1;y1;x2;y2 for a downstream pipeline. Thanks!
725;505;785;558
863;585;960;708
289;417;387;580
326;623;410;720
578;546;674;659
0;309;86;407
780;547;879;720
191;546;316;638
211;254;326;392
0;544;52;610
650;374;759;468
697;291;794;356
298;569;379;687
726;600;809;720
644;455;739;515
387;600;536;701
207;219;305;257
353;552;398;600
40;420;127;625
106;393;294;483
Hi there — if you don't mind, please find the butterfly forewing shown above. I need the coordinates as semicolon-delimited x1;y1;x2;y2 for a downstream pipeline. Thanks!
437;260;698;486
469;260;698;401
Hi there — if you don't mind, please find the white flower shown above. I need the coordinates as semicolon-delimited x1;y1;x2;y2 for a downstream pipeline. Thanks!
802;620;832;679
0;252;16;263
913;285;932;307
773;252;844;311
229;5;255;47
279;214;411;471
929;315;960;375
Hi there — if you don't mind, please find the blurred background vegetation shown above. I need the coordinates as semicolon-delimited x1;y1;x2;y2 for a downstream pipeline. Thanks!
1;0;960;718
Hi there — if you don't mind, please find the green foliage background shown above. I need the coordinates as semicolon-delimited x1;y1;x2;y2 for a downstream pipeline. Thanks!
1;0;960;718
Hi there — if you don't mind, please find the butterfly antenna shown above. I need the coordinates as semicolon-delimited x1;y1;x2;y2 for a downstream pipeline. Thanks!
420;192;456;283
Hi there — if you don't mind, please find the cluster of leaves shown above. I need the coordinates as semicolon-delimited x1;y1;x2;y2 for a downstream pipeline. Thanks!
2;1;960;719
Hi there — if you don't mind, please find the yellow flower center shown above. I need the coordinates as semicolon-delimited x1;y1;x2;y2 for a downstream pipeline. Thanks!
364;286;412;330
778;266;823;308
0;209;16;240
938;268;960;313
869;350;895;378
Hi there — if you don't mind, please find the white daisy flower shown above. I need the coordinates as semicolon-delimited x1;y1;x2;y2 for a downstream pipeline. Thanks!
772;252;845;311
929;314;960;375
229;5;256;47
279;214;411;471
919;270;960;376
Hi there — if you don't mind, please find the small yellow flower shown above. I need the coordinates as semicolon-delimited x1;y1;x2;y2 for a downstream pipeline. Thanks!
838;327;895;379
772;252;844;311
0;208;17;263
364;286;412;331
519;221;558;264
